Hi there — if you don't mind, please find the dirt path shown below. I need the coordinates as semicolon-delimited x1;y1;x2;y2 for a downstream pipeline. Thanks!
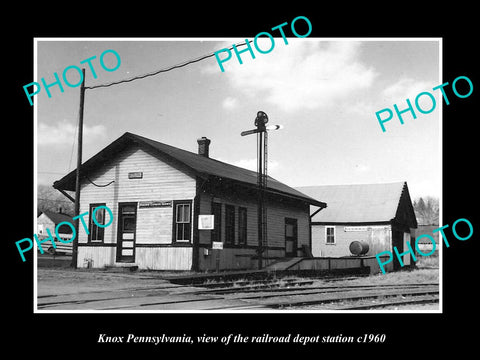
36;268;260;310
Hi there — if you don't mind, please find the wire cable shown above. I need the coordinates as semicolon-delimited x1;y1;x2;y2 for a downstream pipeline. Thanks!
85;40;252;90
85;175;115;188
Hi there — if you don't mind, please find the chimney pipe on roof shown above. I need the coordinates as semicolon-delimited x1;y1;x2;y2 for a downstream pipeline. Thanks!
197;137;211;158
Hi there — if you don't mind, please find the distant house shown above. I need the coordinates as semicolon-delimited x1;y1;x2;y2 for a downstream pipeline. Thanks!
413;225;439;256
37;210;74;255
53;132;325;271
298;182;418;271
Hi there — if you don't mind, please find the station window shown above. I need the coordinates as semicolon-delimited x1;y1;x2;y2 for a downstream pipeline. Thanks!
238;207;247;245
225;205;235;245
88;203;106;243
173;201;192;242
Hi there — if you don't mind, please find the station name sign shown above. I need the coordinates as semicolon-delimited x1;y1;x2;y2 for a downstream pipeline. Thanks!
139;201;172;208
128;172;143;179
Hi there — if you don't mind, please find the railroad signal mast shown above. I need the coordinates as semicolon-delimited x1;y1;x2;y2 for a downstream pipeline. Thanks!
241;111;282;269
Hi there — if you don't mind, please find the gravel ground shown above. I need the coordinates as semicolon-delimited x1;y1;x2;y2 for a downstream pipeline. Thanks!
36;267;440;311
36;267;178;297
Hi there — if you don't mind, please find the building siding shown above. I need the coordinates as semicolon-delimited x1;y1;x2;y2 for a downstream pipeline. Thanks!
198;193;309;248
311;223;413;272
312;224;393;257
136;247;192;270
196;189;310;271
72;143;313;271
77;145;196;269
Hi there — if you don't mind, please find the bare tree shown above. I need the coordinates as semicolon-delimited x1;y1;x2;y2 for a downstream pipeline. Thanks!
413;196;439;225
37;184;74;216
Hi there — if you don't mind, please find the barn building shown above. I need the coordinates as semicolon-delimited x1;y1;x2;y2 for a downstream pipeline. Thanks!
53;132;325;271
37;210;74;255
297;182;418;272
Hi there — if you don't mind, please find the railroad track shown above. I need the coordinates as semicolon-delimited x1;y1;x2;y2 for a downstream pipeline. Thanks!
37;276;440;311
194;281;440;310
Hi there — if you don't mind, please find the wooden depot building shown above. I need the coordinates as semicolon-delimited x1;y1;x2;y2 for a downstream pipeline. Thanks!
53;132;326;271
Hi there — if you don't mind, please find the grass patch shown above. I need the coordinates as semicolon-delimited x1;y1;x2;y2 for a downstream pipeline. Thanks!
339;268;439;286
200;275;305;288
197;269;440;289
416;255;439;268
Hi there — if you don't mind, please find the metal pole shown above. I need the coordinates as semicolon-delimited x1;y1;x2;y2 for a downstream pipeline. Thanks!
257;130;263;270
263;130;268;265
241;112;281;270
71;68;86;269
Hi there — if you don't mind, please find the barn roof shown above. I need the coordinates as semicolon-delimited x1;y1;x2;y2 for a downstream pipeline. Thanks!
53;132;325;207
297;182;417;227
39;210;73;225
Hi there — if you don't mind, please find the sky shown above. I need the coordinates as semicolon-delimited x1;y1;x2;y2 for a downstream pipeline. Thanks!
35;38;441;200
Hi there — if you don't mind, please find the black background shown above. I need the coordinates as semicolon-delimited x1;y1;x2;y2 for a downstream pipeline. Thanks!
6;5;478;355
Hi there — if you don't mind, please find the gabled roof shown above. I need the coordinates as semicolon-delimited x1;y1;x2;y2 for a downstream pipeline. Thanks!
297;181;417;227
53;132;325;207
39;210;73;225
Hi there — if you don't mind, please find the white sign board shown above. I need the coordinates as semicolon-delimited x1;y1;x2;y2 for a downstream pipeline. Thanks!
198;215;214;230
212;241;223;250
344;226;369;232
344;226;390;232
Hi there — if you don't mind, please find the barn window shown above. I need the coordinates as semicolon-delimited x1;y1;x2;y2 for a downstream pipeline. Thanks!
225;205;235;245
88;203;106;243
238;207;247;246
326;226;335;244
173;201;192;242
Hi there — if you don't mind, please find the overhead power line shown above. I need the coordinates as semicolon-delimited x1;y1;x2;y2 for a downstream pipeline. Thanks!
67;40;252;269
85;40;252;90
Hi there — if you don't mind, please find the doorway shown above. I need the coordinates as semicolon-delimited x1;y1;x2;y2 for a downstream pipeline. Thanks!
116;202;137;263
285;218;298;257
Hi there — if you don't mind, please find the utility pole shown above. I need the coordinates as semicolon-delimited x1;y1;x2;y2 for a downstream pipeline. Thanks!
71;68;86;269
241;111;282;269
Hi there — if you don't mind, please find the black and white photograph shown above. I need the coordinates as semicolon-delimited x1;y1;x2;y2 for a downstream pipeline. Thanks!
7;7;478;354
33;38;442;313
